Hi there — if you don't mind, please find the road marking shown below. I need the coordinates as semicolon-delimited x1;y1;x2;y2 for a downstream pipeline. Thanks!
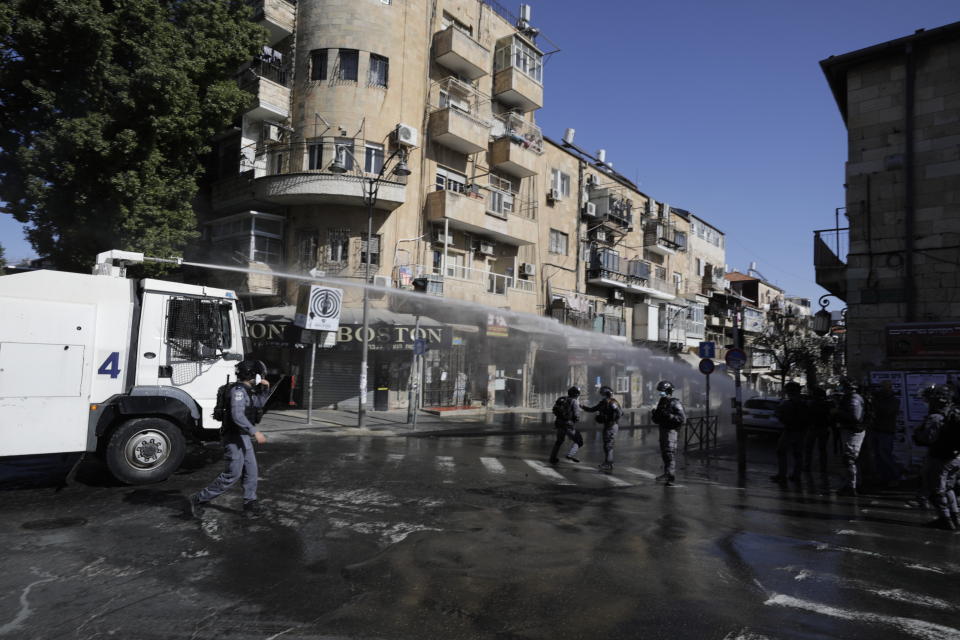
623;467;658;480
765;593;960;640
600;473;632;487
435;456;455;483
776;566;956;612
387;454;405;464
523;459;574;485
480;457;506;474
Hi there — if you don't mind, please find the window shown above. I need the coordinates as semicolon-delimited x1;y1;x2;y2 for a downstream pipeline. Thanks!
673;272;683;293
368;54;389;87
334;138;354;171
337;49;359;81
655;266;667;281
310;49;328;81
166;298;232;361
494;36;543;83
361;233;381;266
615;376;630;394
327;228;349;263
269;149;286;175
364;142;384;175
549;229;568;255
307;142;324;170
696;258;704;277
436;166;466;193
434;250;466;279
297;230;318;267
439;88;470;113
252;236;282;265
550;169;571;198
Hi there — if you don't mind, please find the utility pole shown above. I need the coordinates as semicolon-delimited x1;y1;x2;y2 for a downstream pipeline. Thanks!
733;303;746;479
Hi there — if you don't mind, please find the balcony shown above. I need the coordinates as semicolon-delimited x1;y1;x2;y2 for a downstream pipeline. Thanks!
427;77;491;154
493;35;543;112
597;315;627;339
586;258;676;301
814;227;848;301
211;142;407;212
425;188;537;246
238;59;291;121
549;306;594;331
489;113;543;178
644;220;683;256
249;0;295;45
589;189;634;231
393;263;536;315
432;26;490;80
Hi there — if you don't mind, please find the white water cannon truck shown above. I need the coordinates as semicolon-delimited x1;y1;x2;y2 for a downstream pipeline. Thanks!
0;250;248;484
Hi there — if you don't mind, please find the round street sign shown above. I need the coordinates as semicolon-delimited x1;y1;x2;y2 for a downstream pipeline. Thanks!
698;358;715;375
725;347;748;370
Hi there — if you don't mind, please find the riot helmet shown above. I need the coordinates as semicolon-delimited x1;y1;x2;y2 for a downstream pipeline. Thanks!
920;384;952;406
236;359;266;382
599;385;614;398
567;386;582;398
656;380;674;396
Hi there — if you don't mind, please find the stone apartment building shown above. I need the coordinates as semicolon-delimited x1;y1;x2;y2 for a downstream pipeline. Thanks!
199;0;729;411
816;21;960;382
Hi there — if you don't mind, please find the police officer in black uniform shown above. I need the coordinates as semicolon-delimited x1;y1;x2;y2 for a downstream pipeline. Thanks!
190;360;270;518
549;386;584;464
583;386;623;473
652;380;685;486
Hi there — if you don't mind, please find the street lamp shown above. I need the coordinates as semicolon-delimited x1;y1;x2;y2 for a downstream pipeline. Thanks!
329;142;412;429
813;294;841;337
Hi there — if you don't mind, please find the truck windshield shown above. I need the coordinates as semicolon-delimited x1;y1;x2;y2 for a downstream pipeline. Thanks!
167;298;232;361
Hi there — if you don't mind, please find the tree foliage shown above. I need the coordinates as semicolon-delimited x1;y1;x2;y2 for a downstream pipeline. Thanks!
0;244;6;274
0;0;264;272
750;313;833;393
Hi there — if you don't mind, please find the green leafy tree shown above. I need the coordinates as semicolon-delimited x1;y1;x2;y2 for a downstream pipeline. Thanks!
0;0;264;272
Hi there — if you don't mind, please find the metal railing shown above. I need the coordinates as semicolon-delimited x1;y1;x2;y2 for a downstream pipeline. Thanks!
684;415;718;451
549;307;594;330
241;141;409;185
396;263;534;295
491;112;543;154
240;58;291;88
814;227;849;267
430;76;491;127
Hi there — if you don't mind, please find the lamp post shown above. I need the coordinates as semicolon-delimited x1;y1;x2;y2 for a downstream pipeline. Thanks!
330;143;411;429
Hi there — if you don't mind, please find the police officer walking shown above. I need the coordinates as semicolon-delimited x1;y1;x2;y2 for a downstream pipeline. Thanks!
803;387;833;474
549;386;585;464
582;386;623;473
652;381;685;486
835;379;866;497
190;360;271;518
914;384;960;531
771;381;808;484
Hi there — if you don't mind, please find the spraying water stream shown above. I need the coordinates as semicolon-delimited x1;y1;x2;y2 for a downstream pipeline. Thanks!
152;256;751;429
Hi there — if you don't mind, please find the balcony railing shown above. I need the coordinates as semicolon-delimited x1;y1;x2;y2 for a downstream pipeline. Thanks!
395;263;534;296
241;141;408;185
491;112;543;154
599;315;626;337
239;58;291;88
813;226;848;300
549;307;594;331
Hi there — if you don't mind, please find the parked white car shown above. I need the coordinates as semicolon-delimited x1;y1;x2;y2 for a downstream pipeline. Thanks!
742;397;783;433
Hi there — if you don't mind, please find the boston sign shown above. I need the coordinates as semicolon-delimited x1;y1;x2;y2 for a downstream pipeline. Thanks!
247;320;452;352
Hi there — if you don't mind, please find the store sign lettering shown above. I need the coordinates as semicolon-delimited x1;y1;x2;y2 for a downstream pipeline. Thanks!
336;326;445;345
248;322;286;340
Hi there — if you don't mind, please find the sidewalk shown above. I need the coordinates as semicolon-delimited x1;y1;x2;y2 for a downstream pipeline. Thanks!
257;407;661;438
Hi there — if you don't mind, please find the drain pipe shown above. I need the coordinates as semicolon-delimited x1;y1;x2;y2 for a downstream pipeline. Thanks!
904;42;916;322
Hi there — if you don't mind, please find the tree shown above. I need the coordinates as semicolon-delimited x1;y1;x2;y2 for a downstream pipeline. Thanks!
750;312;833;394
0;0;264;272
0;244;6;275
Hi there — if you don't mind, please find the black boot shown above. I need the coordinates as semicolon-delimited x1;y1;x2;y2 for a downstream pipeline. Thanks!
924;517;957;531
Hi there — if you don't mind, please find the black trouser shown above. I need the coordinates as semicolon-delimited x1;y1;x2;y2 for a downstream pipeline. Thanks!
550;423;582;461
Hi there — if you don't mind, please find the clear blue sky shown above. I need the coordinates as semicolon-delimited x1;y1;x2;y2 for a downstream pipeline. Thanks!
1;1;957;301
532;0;959;303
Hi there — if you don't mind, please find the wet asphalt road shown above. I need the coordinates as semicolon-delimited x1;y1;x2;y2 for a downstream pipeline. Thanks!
1;426;959;640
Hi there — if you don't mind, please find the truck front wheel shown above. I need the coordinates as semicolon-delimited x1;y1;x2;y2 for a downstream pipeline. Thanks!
105;418;186;485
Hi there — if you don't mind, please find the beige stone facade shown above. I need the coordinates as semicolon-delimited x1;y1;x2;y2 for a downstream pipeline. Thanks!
818;21;960;379
201;0;729;410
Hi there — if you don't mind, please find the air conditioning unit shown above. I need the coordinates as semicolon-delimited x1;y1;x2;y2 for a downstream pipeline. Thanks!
585;173;598;187
393;123;419;147
582;202;597;217
593;229;609;243
474;240;495;256
432;228;454;245
547;187;561;202
610;289;625;301
520;263;536;277
263;123;282;142
368;274;392;300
